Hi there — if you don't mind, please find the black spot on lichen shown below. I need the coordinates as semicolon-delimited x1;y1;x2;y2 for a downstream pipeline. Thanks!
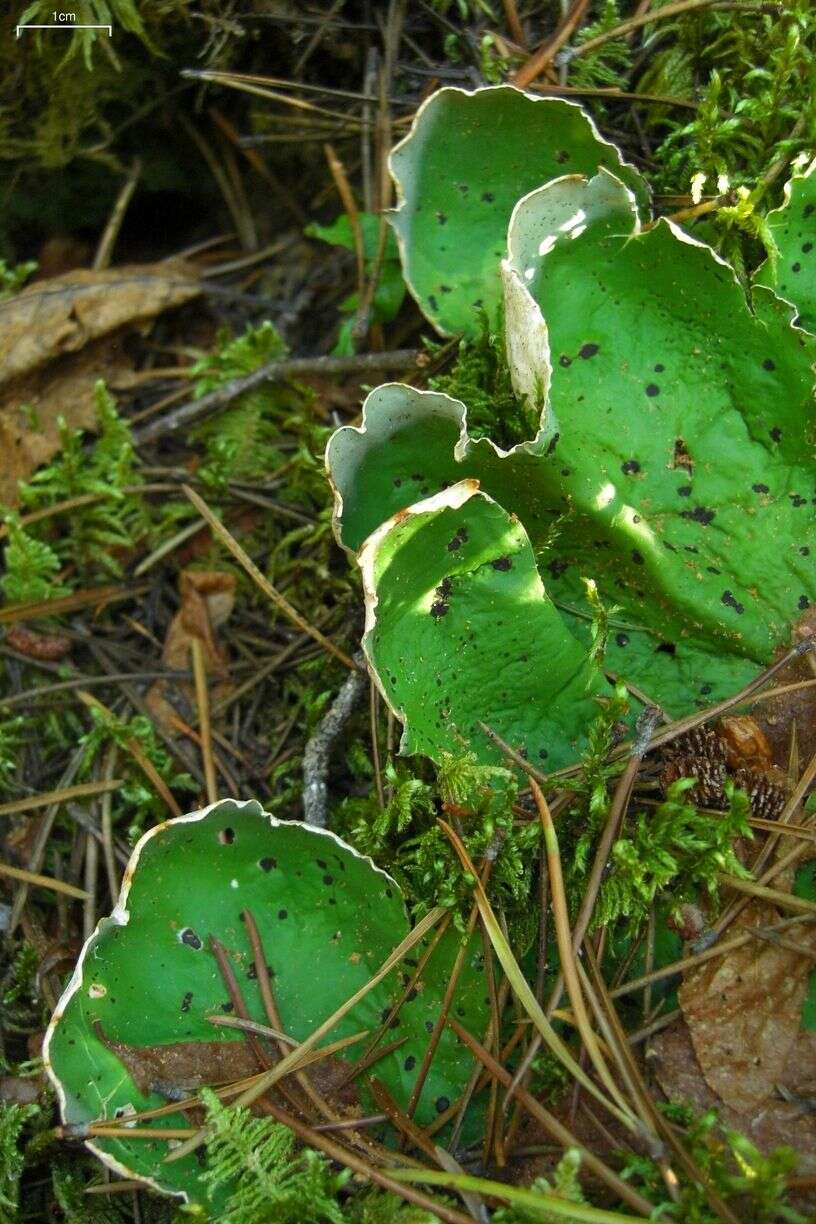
447;526;468;552
323;874;334;886
437;211;448;225
616;632;629;647
393;478;402;488
656;641;676;655
804;242;814;253
678;486;692;497
770;427;782;442
278;909;288;920
559;354;572;367
654;362;665;373
707;566;721;575
435;1096;450;1114
491;556;512;571
793;261;802;273
481;191;495;203
428;294;438;312
316;859;327;869
645;383;660;397
221;1001;234;1013
763;358;776;371
801;547;811;556
752;483;769;494
790;494;807;507
681;505;716;526
621;459;640;475
806;204;815;218
721;590;744;615
181;991;193;1013
431;575;453;619
547;558;569;578
404;1055;416;1072
180;928;202;950
219;827;235;845
579;343;599;359
259;857;276;872
632;550;644;565
555;150;570;164
799;595;811;611
545;432;560;455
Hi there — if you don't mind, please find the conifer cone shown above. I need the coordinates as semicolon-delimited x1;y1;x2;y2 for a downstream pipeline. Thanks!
660;718;788;819
660;726;727;807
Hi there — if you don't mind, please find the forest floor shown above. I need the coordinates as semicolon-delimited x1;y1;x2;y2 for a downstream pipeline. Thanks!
2;3;816;1221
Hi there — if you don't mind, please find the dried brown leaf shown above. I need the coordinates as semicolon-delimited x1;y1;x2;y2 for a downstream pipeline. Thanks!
650;1019;816;1173
146;570;235;734
0;263;200;388
0;262;200;506
679;902;816;1113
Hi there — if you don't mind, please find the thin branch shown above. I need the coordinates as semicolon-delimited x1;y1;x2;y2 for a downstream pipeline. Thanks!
134;350;420;443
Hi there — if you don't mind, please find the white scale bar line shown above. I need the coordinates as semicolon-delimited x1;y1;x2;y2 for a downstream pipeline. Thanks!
16;24;113;37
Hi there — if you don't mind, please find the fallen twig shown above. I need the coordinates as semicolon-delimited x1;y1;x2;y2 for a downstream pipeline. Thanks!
134;349;421;444
303;653;368;825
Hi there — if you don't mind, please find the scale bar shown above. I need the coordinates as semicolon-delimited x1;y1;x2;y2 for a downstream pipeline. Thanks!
16;24;113;37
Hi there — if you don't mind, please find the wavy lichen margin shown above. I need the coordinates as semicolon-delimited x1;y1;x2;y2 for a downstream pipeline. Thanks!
388;84;650;338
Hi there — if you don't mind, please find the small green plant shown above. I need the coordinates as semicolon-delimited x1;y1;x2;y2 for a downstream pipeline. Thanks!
0;1102;39;1224
189;322;291;492
306;213;407;354
0;259;37;300
0;516;69;605
200;1089;348;1223
569;0;632;92
622;1104;806;1222
596;780;751;930
18;382;148;581
79;705;196;842
429;312;538;447
493;1148;586;1223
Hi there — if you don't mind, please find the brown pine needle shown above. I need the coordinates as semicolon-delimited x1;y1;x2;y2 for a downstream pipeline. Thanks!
0;779;123;820
166;905;448;1162
717;873;816;915
191;638;218;805
0;861;89;900
447;1018;657;1218
438;819;635;1131
183;485;358;671
530;778;636;1121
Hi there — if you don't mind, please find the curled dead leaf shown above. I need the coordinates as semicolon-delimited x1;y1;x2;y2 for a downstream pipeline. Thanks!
146;570;235;736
